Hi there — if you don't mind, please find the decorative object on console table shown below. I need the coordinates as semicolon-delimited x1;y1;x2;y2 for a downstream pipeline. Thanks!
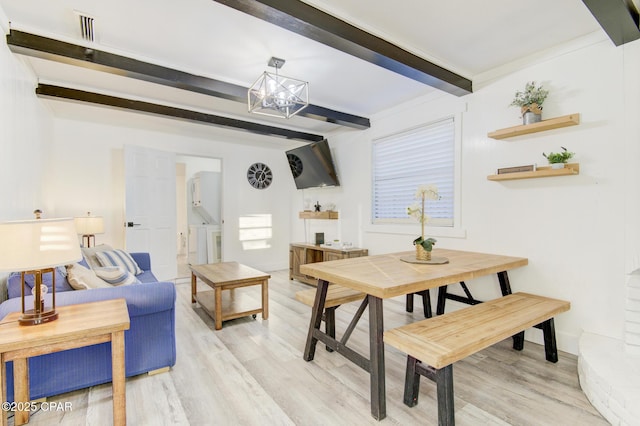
510;81;549;125
407;185;440;261
543;146;575;169
0;214;82;325
74;211;104;247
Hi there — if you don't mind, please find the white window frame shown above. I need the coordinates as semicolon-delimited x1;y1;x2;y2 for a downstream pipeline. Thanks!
369;113;464;239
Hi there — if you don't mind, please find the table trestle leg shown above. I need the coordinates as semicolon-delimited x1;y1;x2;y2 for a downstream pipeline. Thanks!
324;307;337;352
437;281;481;315
304;279;329;361
368;295;386;420
497;271;525;350
340;297;369;346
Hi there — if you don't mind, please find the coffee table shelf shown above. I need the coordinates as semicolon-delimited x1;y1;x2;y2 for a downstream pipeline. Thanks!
195;289;263;323
190;262;270;330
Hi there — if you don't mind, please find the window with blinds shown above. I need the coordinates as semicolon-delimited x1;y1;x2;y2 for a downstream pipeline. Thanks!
372;117;455;226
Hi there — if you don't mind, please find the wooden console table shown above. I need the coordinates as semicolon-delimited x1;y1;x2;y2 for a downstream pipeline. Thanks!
289;243;368;286
0;299;130;426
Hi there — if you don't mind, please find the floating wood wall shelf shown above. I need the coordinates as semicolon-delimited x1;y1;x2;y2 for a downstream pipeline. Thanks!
488;114;580;140
487;163;580;181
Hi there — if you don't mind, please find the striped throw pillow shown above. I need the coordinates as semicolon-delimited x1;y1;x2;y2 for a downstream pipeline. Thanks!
95;249;143;275
94;266;140;286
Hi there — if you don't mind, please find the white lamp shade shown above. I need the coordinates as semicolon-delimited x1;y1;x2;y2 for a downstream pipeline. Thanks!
0;218;82;272
74;215;104;235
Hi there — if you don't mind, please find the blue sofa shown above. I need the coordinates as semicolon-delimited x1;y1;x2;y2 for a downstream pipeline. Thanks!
0;253;177;402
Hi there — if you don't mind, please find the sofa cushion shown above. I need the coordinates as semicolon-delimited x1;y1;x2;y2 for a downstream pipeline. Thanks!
81;244;114;270
7;252;155;299
66;263;110;290
95;249;143;275
94;267;140;286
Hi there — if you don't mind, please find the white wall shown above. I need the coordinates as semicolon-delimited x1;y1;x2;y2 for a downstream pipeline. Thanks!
44;105;295;273
291;34;640;355
0;14;55;298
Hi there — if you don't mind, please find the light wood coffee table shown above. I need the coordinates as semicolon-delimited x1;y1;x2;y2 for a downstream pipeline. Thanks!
0;299;130;426
191;262;270;330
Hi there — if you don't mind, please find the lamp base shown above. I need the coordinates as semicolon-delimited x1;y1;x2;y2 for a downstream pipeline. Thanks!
19;308;58;326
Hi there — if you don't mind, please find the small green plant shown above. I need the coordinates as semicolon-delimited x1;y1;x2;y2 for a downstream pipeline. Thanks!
543;146;574;164
510;81;549;114
413;236;437;251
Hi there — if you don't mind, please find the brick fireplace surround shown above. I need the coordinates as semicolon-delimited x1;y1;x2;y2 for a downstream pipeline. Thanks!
578;270;640;425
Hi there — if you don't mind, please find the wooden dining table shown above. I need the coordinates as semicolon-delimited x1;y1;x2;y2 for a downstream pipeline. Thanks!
300;248;528;421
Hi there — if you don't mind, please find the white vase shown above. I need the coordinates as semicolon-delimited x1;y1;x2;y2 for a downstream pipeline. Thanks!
550;163;565;169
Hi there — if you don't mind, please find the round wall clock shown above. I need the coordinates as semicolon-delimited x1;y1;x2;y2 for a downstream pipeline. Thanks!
247;162;273;189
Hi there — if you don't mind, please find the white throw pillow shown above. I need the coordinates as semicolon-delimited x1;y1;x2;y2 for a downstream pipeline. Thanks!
66;263;110;290
95;249;143;275
81;244;115;270
94;266;140;286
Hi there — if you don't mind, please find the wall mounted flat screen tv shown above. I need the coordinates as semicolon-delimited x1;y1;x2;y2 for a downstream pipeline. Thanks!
286;139;340;189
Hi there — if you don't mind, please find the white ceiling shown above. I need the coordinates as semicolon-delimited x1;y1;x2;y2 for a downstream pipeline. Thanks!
0;0;605;143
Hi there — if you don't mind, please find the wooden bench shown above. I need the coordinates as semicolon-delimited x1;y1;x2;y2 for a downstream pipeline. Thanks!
384;292;570;425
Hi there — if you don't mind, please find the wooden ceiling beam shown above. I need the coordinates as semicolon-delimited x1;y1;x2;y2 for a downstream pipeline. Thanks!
36;84;325;142
212;0;472;96
7;30;370;130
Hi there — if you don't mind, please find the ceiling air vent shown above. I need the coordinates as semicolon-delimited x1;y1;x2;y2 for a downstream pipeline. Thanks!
76;12;95;42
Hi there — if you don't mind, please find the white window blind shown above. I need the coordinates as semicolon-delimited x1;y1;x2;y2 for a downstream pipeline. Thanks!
372;118;455;226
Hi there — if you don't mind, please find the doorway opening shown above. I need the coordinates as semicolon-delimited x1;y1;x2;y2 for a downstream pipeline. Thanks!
176;155;222;281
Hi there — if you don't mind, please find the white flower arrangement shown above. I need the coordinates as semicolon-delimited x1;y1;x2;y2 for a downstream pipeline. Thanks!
407;184;440;251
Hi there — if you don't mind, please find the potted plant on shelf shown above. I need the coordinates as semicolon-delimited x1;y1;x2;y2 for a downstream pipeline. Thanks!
543;146;574;169
510;81;549;125
407;184;440;261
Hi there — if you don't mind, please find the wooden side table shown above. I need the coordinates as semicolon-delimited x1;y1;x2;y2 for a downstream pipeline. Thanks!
0;299;130;426
191;262;270;330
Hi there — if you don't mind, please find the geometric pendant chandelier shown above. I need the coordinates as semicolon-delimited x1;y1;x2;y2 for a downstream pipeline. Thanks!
248;57;309;119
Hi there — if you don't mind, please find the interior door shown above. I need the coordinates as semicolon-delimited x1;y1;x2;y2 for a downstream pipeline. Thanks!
124;145;177;280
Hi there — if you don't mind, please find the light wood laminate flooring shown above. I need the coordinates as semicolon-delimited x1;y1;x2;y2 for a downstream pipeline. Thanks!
16;270;606;425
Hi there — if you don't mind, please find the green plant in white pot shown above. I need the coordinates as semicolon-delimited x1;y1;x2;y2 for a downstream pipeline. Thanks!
543;146;574;169
510;81;549;125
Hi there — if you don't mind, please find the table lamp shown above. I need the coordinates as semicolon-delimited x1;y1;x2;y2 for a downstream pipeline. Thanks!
74;212;104;247
0;217;82;325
